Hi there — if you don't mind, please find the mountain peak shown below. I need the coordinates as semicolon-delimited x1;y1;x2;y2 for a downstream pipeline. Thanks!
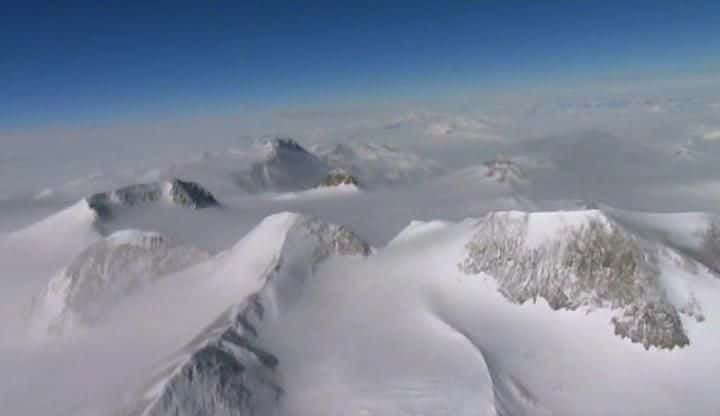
261;137;309;159
124;213;369;416
461;209;706;349
165;178;220;209
319;168;361;188
85;178;219;218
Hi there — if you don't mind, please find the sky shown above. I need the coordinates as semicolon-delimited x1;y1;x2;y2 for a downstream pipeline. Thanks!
3;1;720;128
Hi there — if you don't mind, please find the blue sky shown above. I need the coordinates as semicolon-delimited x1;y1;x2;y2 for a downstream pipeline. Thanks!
2;1;720;128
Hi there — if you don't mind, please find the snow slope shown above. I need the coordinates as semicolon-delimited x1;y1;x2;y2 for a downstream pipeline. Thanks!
103;209;720;416
0;199;103;283
31;230;209;338
605;207;720;273
121;213;370;416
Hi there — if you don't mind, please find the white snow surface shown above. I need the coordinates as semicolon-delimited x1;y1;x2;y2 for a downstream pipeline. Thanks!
30;229;210;339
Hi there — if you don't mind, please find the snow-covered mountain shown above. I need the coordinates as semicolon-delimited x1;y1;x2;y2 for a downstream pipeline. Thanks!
121;213;370;416
5;134;720;415
108;209;720;416
461;210;708;349
86;178;220;218
1;199;104;278
21;140;446;209
31;230;209;337
234;138;329;192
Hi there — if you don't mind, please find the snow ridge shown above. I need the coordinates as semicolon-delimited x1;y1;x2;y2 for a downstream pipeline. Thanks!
32;230;209;337
124;213;369;416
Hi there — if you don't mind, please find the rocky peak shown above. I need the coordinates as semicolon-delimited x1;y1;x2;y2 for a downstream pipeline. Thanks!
319;168;361;188
167;178;219;208
242;139;328;192
460;210;705;350
264;138;310;159
85;178;219;218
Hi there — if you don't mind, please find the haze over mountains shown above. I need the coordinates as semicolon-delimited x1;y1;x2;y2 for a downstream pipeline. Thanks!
3;86;720;415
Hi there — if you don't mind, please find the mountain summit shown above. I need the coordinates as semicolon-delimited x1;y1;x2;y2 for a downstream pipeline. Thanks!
86;179;219;218
123;213;369;416
461;210;707;349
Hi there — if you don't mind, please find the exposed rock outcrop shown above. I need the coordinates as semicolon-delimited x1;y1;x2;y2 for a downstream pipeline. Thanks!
86;179;219;218
460;210;704;349
319;168;360;188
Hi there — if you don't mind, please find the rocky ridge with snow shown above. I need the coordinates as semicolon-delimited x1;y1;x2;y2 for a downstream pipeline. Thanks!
460;210;707;349
86;178;219;218
123;213;370;416
319;168;361;188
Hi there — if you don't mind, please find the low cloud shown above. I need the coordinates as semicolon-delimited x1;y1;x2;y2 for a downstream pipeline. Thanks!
702;129;720;141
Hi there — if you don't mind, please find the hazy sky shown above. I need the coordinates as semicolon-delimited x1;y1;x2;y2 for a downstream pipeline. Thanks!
3;1;720;128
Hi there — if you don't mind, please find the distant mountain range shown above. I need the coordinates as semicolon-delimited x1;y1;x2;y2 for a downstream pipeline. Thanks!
3;138;720;415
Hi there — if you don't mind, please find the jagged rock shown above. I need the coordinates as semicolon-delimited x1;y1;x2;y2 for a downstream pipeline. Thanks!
123;214;369;416
33;230;209;335
133;292;283;416
166;179;220;208
265;137;307;155
85;179;219;218
460;210;703;349
612;302;689;349
319;169;360;187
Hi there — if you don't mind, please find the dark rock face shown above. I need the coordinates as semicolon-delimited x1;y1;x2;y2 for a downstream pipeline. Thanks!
460;211;703;350
320;169;360;187
267;137;306;155
137;292;282;416
168;179;219;209
85;179;219;218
